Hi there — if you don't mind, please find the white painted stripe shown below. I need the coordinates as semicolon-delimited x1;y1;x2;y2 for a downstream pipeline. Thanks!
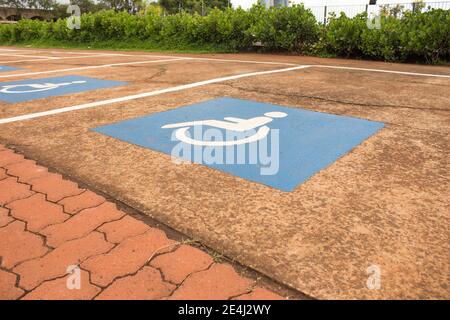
0;53;56;59
0;49;32;52
0;58;190;79
188;57;297;66
0;65;310;124
1;48;449;76
313;65;450;78
0;50;299;66
0;54;132;64
84;53;299;66
0;48;127;56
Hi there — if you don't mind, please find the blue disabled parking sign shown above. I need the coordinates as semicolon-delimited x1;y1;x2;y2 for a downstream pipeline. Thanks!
0;66;21;72
93;98;384;191
0;75;126;103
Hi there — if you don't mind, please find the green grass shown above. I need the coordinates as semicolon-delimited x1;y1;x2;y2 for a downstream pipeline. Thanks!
1;39;237;54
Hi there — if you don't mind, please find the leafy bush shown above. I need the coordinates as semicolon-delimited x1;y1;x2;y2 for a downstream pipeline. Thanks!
248;5;320;52
360;14;402;61
398;9;450;63
0;5;448;64
323;12;367;57
323;8;449;63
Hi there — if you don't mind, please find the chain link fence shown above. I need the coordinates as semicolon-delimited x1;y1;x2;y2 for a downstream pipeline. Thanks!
304;1;450;24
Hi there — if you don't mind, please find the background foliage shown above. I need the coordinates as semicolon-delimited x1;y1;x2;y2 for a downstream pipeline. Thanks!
0;4;448;64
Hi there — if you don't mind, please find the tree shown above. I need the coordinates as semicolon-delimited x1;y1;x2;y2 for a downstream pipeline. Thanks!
0;0;59;10
0;0;26;9
68;0;108;14
158;0;229;15
380;4;404;18
99;0;146;13
412;0;426;13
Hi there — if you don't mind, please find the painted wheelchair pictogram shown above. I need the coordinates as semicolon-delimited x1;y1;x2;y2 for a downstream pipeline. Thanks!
0;80;87;94
161;111;287;147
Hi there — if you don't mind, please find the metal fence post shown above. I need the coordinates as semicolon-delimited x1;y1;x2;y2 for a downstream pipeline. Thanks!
324;5;327;24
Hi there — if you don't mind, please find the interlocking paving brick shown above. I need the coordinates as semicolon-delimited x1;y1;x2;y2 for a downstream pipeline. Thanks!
0;207;13;227
0;177;34;206
98;215;150;244
0;269;24;300
0;220;48;269
0;149;24;167
21;269;101;300
0;146;282;300
7;193;69;232
58;190;105;214
14;231;113;290
82;229;177;287
5;159;49;183
169;264;253;300
41;202;125;247
150;245;213;284
234;287;285;300
0;168;7;180
96;267;175;300
30;173;84;202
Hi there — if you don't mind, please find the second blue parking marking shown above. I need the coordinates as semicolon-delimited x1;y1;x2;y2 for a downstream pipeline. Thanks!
0;66;21;72
0;75;127;103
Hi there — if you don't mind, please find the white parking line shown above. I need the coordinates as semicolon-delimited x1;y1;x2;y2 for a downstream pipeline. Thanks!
313;65;450;78
0;49;300;66
0;48;119;56
0;58;190;79
0;65;310;124
1;49;450;76
83;53;300;66
0;53;57;59
0;54;137;65
188;57;298;66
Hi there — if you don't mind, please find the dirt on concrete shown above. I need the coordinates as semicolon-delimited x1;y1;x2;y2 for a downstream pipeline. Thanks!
0;47;449;299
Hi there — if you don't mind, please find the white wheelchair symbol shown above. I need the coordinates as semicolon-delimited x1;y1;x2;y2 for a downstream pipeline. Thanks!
161;111;287;146
0;80;87;94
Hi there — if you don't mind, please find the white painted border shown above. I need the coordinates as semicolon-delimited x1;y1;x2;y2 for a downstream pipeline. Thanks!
0;48;119;56
314;65;450;78
2;48;449;75
0;49;448;124
0;53;136;64
0;65;310;124
0;53;57;59
0;58;190;79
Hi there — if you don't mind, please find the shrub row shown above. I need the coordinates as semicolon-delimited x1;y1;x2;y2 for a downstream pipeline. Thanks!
0;5;448;64
324;9;450;63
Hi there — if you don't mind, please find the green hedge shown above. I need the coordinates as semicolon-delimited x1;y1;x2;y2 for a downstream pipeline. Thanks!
324;10;450;63
0;5;449;64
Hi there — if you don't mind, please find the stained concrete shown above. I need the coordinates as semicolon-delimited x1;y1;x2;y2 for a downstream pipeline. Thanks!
0;47;448;299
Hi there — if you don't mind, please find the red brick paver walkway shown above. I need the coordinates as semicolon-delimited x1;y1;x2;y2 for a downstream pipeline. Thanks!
0;146;284;300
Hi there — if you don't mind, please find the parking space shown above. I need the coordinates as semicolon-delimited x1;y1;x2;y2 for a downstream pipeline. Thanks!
0;46;448;299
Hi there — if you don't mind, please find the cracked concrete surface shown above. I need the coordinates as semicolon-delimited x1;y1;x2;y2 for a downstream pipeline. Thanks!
0;48;448;299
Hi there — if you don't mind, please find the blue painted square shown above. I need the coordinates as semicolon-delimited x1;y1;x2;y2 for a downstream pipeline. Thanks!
0;66;21;72
93;98;384;192
0;75;126;103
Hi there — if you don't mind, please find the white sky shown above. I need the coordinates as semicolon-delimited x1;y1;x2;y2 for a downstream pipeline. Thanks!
232;0;450;9
55;0;450;9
